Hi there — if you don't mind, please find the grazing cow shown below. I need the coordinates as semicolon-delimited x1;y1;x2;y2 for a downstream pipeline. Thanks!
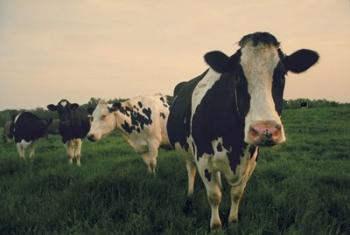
3;120;13;143
167;32;319;229
12;112;52;159
87;94;171;174
300;101;309;108
47;99;91;166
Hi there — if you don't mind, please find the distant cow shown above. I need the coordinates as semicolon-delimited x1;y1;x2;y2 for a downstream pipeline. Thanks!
12;112;52;159
3;120;13;143
47;99;91;166
167;32;319;229
300;101;309;108
87;94;170;174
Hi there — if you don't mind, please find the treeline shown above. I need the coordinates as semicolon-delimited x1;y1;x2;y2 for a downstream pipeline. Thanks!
0;97;125;127
283;98;344;109
0;98;348;127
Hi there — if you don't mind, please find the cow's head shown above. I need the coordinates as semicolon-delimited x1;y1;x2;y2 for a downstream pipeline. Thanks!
47;99;79;125
87;100;119;141
204;32;319;146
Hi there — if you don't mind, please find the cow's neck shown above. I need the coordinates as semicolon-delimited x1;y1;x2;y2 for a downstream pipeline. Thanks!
114;109;132;133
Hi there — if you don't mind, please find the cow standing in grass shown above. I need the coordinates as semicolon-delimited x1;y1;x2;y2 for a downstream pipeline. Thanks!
12;112;52;159
47;99;91;166
167;32;319;229
87;94;170;174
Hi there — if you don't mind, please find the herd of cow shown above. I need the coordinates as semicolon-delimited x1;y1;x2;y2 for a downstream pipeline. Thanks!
1;32;319;229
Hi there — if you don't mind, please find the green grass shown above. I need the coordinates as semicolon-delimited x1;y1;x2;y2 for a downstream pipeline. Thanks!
0;106;349;235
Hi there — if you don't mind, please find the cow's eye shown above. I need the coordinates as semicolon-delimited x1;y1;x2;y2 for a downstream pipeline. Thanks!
89;116;93;122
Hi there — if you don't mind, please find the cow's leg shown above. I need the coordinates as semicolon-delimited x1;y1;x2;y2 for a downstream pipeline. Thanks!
142;140;160;174
183;158;197;213
74;139;82;166
28;143;35;159
197;161;222;229
16;143;25;159
228;154;257;223
186;158;197;197
65;140;74;164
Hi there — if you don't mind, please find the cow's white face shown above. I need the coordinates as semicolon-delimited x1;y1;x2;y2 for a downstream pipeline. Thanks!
203;32;319;146
240;42;286;145
87;101;116;141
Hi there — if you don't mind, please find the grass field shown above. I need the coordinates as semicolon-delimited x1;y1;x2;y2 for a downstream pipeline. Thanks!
0;106;349;235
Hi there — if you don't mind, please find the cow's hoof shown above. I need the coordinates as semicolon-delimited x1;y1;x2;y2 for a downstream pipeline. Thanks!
210;221;222;231
183;198;193;214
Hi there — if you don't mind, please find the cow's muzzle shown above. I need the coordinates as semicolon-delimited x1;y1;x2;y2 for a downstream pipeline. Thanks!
247;121;284;146
87;134;97;142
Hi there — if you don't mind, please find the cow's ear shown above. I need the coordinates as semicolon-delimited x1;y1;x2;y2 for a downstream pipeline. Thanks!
47;104;57;111
285;49;319;73
87;106;95;114
70;103;79;110
204;50;239;73
109;102;121;112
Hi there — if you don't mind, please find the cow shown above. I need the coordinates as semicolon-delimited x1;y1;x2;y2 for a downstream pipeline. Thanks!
87;94;171;174
300;101;309;108
47;99;91;166
167;32;319;229
11;112;52;159
3;120;13;143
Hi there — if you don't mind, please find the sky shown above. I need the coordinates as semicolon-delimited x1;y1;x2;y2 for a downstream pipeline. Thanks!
0;0;349;110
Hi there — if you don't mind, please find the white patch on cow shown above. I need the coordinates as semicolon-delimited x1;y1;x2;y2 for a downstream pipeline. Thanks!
240;43;286;143
60;100;68;107
20;139;32;148
13;112;22;132
191;69;221;123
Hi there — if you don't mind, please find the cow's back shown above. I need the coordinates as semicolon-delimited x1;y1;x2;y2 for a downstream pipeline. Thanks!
12;112;47;142
167;70;208;151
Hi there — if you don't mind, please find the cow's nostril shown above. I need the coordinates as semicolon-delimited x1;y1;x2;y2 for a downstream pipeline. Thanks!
87;135;95;142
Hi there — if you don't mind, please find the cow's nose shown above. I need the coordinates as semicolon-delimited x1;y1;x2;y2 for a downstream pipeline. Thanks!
87;134;96;142
248;121;283;146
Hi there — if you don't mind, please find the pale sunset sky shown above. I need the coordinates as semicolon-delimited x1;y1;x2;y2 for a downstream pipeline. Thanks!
0;0;349;110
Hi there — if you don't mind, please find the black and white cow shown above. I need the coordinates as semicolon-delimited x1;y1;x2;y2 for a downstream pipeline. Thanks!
87;94;171;174
167;32;319;229
12;112;52;159
47;99;91;166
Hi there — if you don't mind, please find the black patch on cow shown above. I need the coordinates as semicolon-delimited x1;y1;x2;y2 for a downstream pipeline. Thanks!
272;62;287;115
160;112;166;119
121;121;134;134
217;142;223;152
248;145;257;158
239;32;280;47
12;112;52;143
47;99;91;143
138;101;143;108
118;104;153;135
167;70;209;151
204;169;212;182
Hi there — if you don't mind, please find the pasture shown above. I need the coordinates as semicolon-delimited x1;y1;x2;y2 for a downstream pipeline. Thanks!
0;106;349;235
